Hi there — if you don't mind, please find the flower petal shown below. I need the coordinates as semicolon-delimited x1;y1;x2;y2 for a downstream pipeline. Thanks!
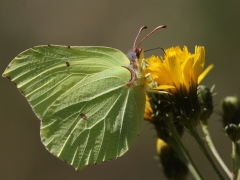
198;64;214;84
156;85;176;89
168;55;182;88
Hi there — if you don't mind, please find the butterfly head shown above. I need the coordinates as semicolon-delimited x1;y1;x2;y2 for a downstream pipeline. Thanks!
126;47;143;69
124;25;166;87
127;25;166;70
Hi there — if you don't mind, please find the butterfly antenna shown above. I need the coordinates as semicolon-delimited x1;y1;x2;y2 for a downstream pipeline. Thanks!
136;25;166;48
133;26;148;48
144;47;166;55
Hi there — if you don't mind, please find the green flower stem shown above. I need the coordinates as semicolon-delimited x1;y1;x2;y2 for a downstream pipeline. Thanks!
187;125;225;180
232;142;240;180
232;142;237;180
236;170;240;180
201;122;232;179
163;116;204;180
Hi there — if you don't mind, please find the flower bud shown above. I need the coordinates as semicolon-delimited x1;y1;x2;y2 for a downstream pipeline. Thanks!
157;139;188;180
221;96;240;127
197;85;213;124
224;124;240;142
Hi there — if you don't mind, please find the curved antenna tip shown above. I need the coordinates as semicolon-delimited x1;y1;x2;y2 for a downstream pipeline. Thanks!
133;26;148;47
136;25;167;48
159;25;167;28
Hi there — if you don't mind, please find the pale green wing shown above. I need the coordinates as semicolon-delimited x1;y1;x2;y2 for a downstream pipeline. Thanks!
3;45;146;170
3;45;130;119
41;67;146;170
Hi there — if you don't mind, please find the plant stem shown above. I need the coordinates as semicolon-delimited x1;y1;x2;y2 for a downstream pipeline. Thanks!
188;125;225;180
201;122;232;179
164;116;204;180
232;142;240;180
236;170;240;180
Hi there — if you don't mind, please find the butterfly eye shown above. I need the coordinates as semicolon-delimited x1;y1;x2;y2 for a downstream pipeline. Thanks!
135;48;142;58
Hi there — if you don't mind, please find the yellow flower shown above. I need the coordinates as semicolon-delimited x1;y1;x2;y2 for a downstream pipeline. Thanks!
144;46;213;125
144;95;154;121
144;46;213;92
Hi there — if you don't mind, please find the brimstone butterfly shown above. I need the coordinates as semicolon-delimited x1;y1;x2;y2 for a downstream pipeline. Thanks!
2;25;166;171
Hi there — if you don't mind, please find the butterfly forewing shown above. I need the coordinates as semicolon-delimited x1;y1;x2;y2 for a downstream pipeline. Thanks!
3;46;130;118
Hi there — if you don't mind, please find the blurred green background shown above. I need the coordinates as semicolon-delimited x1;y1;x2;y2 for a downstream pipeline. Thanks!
1;1;240;180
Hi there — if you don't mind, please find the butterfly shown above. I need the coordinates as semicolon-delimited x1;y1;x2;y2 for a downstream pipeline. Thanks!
2;25;166;171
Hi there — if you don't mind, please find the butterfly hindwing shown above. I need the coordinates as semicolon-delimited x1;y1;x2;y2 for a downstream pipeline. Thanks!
41;67;145;170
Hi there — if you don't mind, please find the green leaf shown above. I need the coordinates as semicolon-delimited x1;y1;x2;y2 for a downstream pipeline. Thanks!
3;45;146;170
